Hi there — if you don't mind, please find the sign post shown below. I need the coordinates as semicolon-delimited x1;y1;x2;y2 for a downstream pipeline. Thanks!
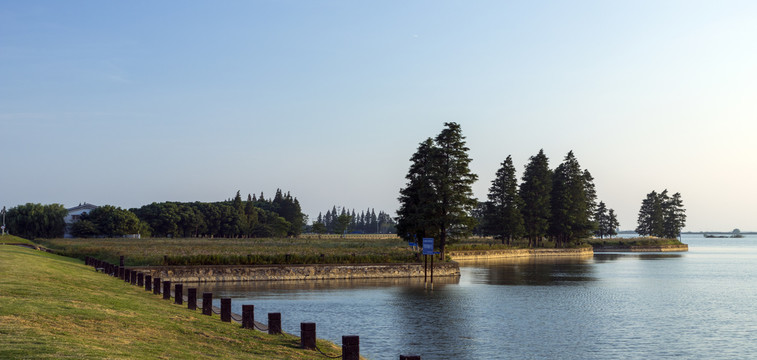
422;238;434;289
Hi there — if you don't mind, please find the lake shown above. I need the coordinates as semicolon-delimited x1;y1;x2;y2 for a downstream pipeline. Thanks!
195;234;757;359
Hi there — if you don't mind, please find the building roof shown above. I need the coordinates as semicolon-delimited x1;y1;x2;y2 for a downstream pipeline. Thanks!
67;203;99;212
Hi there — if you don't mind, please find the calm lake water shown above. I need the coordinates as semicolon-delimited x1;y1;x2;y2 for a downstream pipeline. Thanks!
196;235;757;359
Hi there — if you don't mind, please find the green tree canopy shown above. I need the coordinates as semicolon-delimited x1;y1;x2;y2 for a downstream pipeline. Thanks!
483;155;524;245
6;203;67;239
396;122;478;258
519;149;552;247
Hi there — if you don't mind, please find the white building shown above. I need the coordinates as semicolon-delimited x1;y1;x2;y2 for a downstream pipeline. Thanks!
64;203;98;238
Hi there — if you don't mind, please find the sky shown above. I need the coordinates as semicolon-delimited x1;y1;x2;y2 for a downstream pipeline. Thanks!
1;1;756;232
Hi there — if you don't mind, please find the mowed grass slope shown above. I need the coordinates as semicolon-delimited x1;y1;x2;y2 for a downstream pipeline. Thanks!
0;245;345;359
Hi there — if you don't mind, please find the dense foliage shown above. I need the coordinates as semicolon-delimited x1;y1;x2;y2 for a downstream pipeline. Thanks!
475;150;621;248
73;205;143;238
594;201;620;238
635;190;686;238
5;203;68;239
396;122;479;257
131;189;306;238
481;156;524;245
312;207;396;234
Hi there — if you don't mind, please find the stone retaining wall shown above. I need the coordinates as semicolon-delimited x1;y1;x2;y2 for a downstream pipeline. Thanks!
593;244;689;252
448;247;593;261
132;263;460;283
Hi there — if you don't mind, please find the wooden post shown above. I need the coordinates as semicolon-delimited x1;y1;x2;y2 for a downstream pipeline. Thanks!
400;356;421;360
187;288;197;310
221;298;231;322
130;270;137;285
242;305;254;329
174;284;183;305
162;281;171;300
137;273;144;287
268;313;281;334
202;293;212;316
424;255;427;284
153;278;161;295
342;335;359;360
300;322;316;350
144;275;152;291
124;269;130;283
118;267;125;280
430;253;434;289
119;255;124;267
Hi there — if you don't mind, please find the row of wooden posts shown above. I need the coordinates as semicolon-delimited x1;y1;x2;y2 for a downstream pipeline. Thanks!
84;256;422;360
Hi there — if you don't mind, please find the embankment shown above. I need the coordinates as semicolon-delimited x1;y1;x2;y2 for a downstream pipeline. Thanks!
134;262;460;283
448;247;594;261
593;244;689;252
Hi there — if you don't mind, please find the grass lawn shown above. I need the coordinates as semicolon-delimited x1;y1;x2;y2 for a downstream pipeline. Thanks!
0;245;349;359
0;234;36;245
37;237;418;266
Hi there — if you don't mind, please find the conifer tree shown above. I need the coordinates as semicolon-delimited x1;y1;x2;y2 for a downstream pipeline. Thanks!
548;152;597;247
483;155;524;245
519;149;552;247
396;122;478;258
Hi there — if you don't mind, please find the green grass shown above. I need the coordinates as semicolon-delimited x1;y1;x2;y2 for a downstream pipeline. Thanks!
0;234;36;245
0;245;350;359
36;237;419;266
585;237;684;247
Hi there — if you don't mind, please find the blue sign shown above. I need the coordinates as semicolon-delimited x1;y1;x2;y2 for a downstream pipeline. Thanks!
422;238;434;255
408;242;417;247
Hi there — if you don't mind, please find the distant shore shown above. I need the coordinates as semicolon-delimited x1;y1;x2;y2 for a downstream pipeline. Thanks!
592;244;689;252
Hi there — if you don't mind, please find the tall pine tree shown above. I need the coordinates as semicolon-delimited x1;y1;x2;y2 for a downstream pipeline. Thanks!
396;122;478;258
519;149;552;247
483;155;524;245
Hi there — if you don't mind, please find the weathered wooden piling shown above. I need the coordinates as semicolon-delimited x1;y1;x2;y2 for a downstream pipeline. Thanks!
144;275;152;291
118;267;125;280
221;298;231;322
202;293;212;316
268;313;282;334
174;284;183;305
162;281;171;300
242;305;254;329
124;269;131;283
342;335;359;360
130;270;137;285
300;322;316;350
187;288;197;310
137;273;144;287
153;278;161;295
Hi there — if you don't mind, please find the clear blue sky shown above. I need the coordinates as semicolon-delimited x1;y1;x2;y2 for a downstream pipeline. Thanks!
2;1;756;231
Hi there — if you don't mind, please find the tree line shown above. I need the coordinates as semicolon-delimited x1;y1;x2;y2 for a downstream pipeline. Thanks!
311;207;396;235
396;123;624;255
130;189;306;238
4;189;307;239
635;189;686;239
4;203;68;239
478;150;619;247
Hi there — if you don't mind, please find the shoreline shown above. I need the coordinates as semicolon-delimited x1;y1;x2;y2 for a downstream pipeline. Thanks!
592;244;689;252
133;262;461;283
448;247;594;261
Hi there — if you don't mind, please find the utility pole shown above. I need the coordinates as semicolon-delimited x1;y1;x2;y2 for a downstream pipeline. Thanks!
1;206;6;235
